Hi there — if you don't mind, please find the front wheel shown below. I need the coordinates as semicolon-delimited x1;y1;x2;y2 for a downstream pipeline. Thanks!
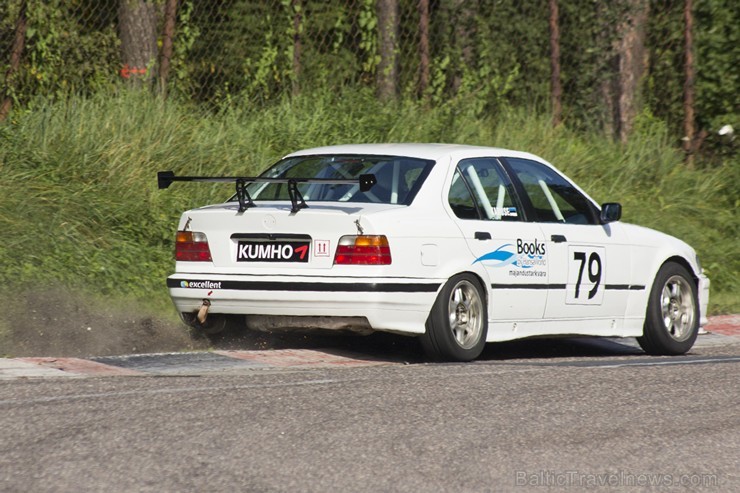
637;262;699;355
420;274;488;362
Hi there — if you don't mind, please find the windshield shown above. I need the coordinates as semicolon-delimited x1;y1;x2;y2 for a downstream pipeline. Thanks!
240;154;435;205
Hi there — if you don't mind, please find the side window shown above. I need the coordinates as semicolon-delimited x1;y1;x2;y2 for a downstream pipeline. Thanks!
506;157;597;225
448;169;482;219
448;158;521;221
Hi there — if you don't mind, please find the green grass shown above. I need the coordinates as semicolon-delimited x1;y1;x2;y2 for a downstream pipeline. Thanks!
0;88;737;316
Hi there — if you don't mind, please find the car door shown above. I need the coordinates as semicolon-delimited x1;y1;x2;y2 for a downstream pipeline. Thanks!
502;157;632;328
448;157;549;322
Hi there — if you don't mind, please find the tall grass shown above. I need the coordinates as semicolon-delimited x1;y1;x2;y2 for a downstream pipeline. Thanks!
0;88;737;314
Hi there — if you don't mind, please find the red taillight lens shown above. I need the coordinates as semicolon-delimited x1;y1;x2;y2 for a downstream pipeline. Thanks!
334;235;392;265
175;231;212;262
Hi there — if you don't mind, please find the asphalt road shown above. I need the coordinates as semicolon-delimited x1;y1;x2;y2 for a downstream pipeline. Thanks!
1;338;738;492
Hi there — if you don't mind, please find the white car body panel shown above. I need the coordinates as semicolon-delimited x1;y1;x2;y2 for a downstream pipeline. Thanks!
165;143;709;344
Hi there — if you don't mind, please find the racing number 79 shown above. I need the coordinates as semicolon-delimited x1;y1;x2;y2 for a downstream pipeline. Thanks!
573;251;602;299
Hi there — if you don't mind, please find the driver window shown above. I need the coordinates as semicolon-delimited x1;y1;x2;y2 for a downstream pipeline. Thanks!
505;157;598;225
448;158;520;221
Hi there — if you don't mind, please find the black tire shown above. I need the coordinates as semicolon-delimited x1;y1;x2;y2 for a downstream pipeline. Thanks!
637;262;699;355
420;273;488;362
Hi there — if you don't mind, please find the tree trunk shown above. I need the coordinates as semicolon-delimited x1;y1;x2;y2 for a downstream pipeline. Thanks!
376;0;399;102
292;0;302;97
418;0;430;99
118;0;159;86
158;0;178;98
598;0;649;143
549;0;562;127
0;0;28;122
616;0;649;144
598;2;619;139
451;0;478;94
683;0;696;167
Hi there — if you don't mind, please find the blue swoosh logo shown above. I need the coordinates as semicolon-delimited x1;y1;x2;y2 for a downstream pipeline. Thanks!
473;244;517;266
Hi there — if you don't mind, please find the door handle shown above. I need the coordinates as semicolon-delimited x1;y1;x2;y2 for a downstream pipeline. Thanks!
551;234;567;243
474;231;492;240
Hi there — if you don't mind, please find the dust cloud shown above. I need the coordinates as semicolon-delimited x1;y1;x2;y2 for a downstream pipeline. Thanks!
0;289;207;358
0;289;422;360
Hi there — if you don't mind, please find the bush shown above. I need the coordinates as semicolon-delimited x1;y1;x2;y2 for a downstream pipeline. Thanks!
0;88;736;315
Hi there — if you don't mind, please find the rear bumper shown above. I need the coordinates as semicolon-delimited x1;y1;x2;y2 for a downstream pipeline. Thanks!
167;273;442;335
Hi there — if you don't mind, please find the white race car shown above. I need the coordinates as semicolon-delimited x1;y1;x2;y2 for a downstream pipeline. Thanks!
159;144;709;361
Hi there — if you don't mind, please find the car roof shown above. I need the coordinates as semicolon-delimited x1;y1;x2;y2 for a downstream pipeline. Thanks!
284;143;545;163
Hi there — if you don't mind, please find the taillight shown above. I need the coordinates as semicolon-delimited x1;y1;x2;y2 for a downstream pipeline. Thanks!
175;231;212;262
334;235;392;265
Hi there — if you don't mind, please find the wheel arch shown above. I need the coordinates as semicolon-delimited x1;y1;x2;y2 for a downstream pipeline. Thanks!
432;264;490;309
638;255;699;319
661;255;700;289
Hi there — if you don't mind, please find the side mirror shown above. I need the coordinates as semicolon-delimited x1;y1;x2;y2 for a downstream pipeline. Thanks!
600;202;622;224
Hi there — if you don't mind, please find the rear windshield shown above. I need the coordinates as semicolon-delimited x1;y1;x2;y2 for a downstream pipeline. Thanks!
242;154;434;205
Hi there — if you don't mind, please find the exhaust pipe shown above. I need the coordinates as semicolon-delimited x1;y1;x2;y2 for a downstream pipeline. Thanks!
196;299;211;325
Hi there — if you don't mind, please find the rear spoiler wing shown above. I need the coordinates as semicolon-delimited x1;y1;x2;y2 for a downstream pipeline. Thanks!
157;171;377;213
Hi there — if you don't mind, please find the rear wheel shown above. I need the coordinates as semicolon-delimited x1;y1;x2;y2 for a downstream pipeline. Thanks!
637;262;699;355
421;274;487;362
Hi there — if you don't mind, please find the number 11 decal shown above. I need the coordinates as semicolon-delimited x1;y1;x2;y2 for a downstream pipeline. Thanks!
566;246;606;305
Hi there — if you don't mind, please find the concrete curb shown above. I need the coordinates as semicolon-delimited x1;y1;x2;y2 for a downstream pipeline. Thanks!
704;314;740;337
2;316;738;380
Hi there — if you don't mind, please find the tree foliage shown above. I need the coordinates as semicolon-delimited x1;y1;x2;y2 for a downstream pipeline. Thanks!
648;0;739;151
0;0;119;107
0;0;737;158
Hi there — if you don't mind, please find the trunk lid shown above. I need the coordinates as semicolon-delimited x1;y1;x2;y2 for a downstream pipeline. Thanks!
177;201;403;272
